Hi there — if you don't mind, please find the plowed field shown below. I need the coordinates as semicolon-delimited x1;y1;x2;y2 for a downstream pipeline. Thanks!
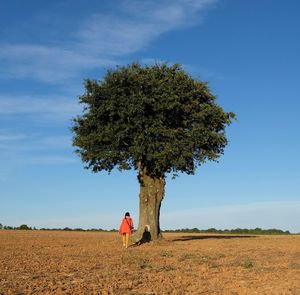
0;231;299;294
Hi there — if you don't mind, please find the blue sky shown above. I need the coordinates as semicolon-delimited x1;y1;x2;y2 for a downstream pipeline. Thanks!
1;0;300;232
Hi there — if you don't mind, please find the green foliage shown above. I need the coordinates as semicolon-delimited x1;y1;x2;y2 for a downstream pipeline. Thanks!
0;223;3;230
18;224;31;230
72;63;235;177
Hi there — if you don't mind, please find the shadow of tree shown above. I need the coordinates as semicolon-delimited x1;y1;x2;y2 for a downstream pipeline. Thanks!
172;235;256;242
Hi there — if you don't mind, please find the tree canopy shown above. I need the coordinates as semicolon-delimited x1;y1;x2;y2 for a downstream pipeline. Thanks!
72;63;235;178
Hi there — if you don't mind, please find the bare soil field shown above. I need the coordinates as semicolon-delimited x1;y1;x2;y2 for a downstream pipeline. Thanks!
0;231;299;294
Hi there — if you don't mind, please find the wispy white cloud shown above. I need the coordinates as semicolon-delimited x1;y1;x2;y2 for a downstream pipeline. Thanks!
0;133;28;142
0;44;116;83
19;155;76;166
0;130;75;182
0;95;81;119
122;0;216;27
77;0;217;57
161;201;300;233
0;0;217;83
0;122;73;153
0;132;72;152
0;93;79;179
0;150;76;182
39;135;72;149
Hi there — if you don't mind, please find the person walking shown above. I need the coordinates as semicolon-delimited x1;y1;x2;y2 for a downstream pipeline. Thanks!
119;212;134;248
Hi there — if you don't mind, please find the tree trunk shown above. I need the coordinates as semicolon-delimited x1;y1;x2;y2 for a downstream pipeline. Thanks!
133;167;165;242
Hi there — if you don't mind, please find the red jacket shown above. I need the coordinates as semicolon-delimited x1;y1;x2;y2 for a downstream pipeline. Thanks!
119;217;134;234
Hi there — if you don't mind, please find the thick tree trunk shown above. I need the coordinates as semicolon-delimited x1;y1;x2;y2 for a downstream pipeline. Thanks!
133;167;165;242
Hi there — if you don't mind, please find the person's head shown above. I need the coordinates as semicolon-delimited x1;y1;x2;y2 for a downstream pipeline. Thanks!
125;212;130;217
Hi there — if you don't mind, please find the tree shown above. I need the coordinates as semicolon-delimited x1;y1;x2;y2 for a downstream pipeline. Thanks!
72;63;235;240
18;224;31;230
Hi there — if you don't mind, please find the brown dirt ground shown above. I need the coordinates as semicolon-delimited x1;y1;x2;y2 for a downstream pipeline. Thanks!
0;231;299;295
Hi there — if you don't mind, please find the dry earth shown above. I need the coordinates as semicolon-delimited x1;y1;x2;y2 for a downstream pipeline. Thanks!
0;231;299;294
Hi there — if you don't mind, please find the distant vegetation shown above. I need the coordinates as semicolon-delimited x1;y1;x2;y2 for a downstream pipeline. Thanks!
0;224;293;235
1;224;35;230
163;227;291;235
0;224;117;232
39;227;118;232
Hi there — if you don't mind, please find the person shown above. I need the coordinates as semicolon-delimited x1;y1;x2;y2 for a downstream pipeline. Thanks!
119;212;134;248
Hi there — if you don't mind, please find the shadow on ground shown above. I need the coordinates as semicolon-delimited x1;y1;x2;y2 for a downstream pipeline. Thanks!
130;228;152;247
172;235;256;242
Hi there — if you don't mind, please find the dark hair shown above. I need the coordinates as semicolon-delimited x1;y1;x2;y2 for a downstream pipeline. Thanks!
125;212;130;217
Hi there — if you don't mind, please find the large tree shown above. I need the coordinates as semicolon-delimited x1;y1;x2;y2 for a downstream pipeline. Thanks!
72;63;235;240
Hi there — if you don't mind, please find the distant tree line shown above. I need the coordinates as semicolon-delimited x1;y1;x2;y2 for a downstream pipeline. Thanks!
163;227;291;235
0;224;118;232
0;224;293;235
0;224;34;230
39;227;118;232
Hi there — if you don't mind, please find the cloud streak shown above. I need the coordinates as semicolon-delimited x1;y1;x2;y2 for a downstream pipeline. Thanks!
0;0;217;83
0;132;72;152
0;130;76;181
0;95;81;119
0;44;116;83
